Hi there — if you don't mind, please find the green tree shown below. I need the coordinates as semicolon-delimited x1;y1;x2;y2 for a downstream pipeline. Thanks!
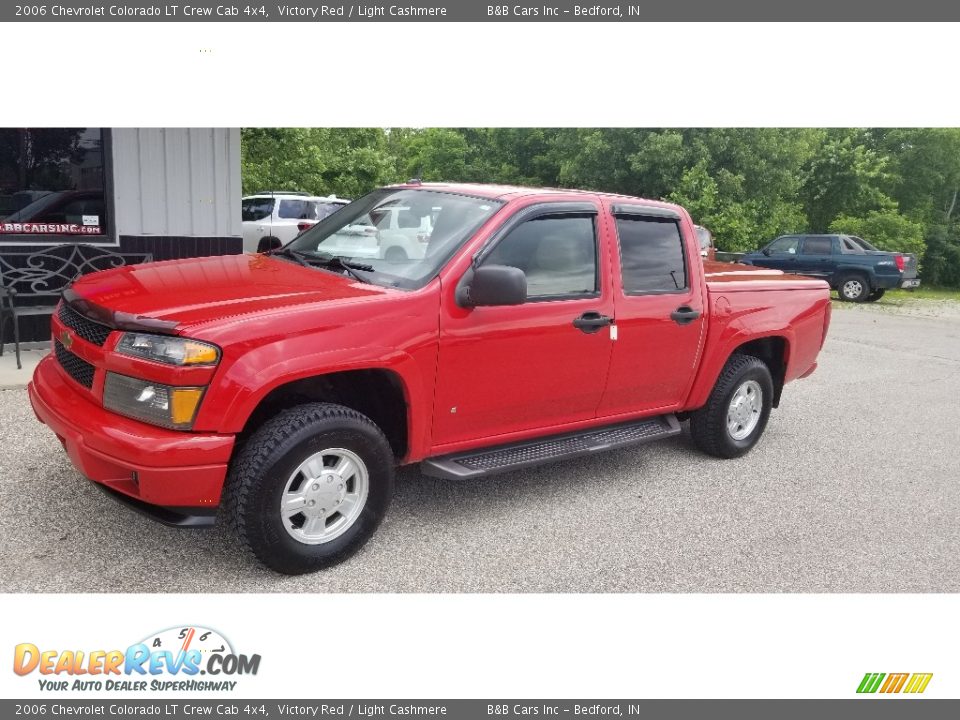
241;128;397;198
800;130;896;232
828;210;925;258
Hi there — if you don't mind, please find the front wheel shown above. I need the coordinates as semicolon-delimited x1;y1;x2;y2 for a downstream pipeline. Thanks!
690;354;773;459
223;403;395;574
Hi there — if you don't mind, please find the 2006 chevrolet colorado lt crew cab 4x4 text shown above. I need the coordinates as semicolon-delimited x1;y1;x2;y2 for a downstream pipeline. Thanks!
29;183;832;574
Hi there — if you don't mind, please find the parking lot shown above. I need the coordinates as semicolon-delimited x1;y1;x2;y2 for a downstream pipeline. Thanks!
1;300;958;593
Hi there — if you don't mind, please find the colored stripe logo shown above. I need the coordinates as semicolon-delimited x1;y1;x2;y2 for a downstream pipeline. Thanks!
857;673;933;694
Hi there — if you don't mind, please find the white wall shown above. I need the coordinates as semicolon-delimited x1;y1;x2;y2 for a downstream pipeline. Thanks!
110;128;241;239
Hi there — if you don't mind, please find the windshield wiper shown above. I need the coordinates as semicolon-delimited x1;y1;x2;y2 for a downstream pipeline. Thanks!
310;253;375;282
269;248;372;282
269;247;311;267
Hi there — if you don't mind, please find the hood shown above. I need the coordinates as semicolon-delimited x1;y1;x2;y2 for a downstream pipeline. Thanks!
65;253;392;331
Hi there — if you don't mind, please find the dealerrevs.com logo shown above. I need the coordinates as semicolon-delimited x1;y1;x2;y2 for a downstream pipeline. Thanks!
13;626;261;693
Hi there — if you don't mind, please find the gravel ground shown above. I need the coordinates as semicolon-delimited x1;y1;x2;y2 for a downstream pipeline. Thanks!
1;300;958;593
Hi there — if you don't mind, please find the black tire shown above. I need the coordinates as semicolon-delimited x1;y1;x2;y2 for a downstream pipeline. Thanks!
256;236;282;253
865;288;886;302
384;246;408;262
690;354;774;459
836;273;871;302
223;402;395;574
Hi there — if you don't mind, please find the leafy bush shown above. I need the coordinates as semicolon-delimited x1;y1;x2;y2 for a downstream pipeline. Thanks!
828;210;926;258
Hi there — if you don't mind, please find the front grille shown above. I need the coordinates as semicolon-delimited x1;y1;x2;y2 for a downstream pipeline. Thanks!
58;303;112;346
55;340;95;389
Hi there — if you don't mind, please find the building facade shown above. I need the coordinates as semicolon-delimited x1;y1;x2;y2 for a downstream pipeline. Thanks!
1;127;243;341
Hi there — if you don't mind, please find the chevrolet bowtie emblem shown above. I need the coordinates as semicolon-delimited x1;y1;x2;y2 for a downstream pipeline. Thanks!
60;329;74;350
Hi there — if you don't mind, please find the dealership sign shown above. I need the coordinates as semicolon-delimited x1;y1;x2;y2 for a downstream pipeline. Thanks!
1;223;102;235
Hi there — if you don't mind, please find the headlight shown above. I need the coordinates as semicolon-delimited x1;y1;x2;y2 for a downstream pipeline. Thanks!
116;333;220;366
103;373;205;430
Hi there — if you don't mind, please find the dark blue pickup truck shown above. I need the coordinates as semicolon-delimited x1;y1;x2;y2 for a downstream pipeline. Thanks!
740;234;920;302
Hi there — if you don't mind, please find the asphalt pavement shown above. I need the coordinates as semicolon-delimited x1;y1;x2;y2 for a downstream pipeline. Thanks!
1;300;958;592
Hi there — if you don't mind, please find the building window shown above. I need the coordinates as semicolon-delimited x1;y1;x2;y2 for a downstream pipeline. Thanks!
0;129;107;242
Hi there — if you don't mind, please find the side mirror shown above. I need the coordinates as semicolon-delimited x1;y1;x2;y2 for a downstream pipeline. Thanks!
457;264;527;307
761;247;771;256
257;237;282;253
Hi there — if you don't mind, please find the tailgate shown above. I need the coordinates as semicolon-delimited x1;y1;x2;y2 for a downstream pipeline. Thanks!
901;254;919;280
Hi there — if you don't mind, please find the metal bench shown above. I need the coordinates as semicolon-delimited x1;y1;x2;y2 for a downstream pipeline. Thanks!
0;244;153;369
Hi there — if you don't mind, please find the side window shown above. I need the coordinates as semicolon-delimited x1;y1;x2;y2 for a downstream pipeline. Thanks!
841;237;862;253
616;216;687;294
801;237;834;255
767;236;800;254
483;214;598;300
242;198;274;222
278;199;313;219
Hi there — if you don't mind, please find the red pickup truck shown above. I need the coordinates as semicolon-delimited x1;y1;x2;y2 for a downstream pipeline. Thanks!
29;183;831;574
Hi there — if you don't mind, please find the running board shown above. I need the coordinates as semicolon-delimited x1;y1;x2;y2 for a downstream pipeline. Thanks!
421;414;681;479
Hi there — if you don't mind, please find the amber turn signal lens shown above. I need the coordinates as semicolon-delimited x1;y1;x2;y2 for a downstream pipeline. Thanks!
182;342;220;365
171;388;205;426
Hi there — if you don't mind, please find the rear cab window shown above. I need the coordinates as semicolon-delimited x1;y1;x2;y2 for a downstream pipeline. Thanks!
801;236;834;255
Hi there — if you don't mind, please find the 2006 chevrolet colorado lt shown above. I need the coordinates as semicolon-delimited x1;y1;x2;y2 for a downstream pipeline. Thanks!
28;183;831;574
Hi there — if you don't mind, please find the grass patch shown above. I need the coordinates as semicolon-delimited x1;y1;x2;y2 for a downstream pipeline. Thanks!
831;285;960;309
883;287;960;301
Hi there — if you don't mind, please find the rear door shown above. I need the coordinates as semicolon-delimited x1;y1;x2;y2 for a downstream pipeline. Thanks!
793;236;836;280
595;202;706;418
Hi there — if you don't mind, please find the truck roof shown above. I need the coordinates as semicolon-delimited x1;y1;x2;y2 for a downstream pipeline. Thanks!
388;181;679;210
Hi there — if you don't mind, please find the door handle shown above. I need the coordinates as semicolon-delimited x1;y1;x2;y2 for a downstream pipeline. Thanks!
670;306;701;325
573;312;613;334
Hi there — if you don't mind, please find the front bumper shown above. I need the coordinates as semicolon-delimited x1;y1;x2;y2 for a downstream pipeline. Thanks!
28;355;235;513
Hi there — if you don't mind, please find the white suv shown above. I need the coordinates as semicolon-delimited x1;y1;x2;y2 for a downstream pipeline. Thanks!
241;192;349;253
320;205;436;262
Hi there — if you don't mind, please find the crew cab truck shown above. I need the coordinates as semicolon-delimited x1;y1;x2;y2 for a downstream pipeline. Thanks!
741;233;920;302
28;183;832;574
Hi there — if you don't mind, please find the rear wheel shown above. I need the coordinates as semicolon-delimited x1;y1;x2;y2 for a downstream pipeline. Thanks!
690;354;773;459
837;274;870;302
223;402;395;574
866;288;886;302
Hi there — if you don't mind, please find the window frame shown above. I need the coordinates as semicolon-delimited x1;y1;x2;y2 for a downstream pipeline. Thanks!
0;128;117;248
474;201;601;304
612;207;690;297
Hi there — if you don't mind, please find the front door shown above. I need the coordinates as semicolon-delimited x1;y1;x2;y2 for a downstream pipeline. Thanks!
758;235;801;272
431;205;615;449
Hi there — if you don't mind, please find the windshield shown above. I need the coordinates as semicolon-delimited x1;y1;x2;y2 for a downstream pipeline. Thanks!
286;188;503;289
848;235;879;251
